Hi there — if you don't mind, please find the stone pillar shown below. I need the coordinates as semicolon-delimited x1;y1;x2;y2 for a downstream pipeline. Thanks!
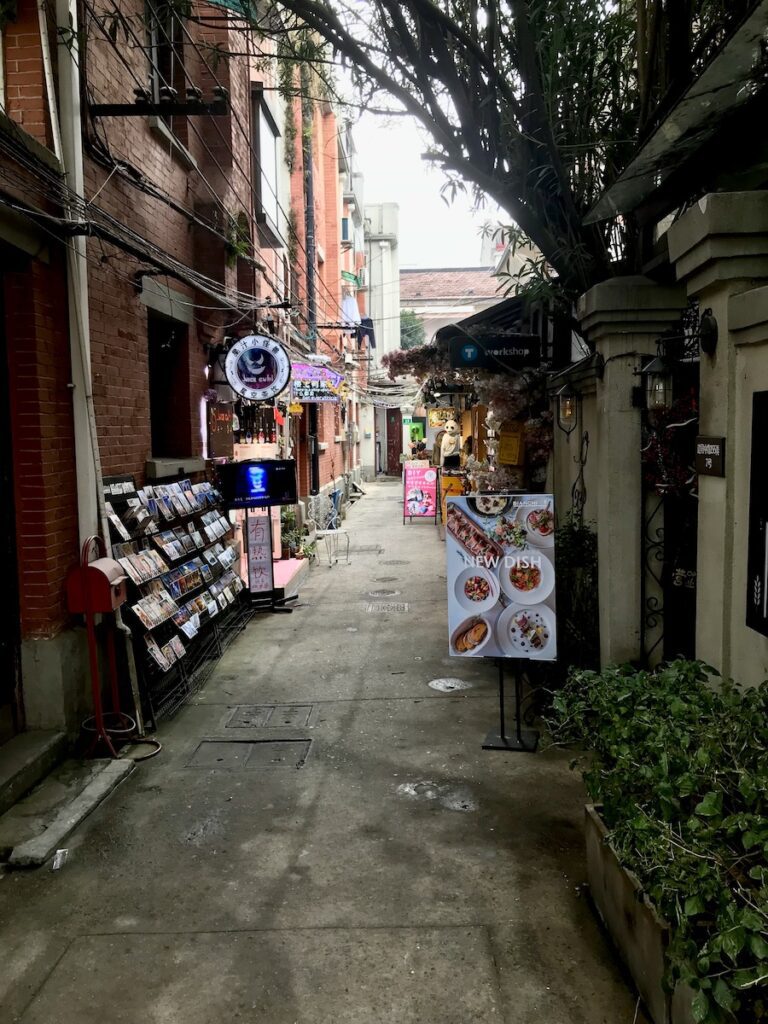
578;276;686;666
668;192;768;681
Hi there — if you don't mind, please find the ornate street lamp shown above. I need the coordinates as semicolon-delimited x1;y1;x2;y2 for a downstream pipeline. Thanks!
556;382;579;436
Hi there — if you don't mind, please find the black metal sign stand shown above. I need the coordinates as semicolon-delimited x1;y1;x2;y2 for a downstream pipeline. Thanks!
482;658;539;753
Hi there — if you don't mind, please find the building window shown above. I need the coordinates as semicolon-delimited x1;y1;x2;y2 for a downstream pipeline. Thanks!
251;86;281;247
147;312;192;457
146;0;187;145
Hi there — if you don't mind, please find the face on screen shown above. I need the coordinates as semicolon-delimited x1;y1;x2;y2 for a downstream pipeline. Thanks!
245;465;268;498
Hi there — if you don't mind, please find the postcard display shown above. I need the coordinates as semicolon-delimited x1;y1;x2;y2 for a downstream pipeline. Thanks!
103;475;248;722
445;494;557;752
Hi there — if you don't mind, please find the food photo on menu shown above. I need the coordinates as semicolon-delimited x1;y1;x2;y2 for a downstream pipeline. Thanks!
445;495;557;661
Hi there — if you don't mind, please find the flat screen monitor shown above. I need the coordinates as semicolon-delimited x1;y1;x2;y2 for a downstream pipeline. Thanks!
217;459;297;509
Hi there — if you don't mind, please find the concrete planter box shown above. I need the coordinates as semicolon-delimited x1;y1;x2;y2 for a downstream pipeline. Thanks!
585;805;695;1024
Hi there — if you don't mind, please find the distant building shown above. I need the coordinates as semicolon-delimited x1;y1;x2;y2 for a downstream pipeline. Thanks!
399;266;502;340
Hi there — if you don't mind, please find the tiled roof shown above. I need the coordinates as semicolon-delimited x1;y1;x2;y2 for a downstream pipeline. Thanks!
400;266;499;302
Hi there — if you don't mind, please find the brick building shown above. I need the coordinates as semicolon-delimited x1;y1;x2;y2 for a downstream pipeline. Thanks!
0;0;361;741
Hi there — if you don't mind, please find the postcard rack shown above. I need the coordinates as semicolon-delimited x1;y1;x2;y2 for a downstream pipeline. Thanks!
103;474;251;725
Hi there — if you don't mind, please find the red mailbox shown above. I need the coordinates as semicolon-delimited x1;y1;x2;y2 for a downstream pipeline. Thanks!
67;556;127;614
66;536;132;758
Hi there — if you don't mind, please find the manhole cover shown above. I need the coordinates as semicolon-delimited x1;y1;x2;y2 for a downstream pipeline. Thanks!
186;739;311;769
247;739;312;770
381;560;410;566
351;545;383;553
428;678;474;693
366;589;401;598
227;705;313;728
374;577;398;582
366;602;410;613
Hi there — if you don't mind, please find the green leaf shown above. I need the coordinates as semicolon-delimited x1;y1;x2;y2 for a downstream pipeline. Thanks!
685;895;705;917
713;978;736;1012
743;830;761;850
749;933;768;959
695;791;722;817
722;927;745;964
692;989;710;1023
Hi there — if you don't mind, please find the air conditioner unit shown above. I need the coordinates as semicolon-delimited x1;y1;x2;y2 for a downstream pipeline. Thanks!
357;266;367;288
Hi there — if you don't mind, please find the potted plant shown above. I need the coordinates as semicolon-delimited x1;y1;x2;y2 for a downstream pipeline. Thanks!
549;661;768;1024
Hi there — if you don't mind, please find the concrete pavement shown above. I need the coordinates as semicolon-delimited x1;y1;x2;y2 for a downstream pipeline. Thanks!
0;479;642;1023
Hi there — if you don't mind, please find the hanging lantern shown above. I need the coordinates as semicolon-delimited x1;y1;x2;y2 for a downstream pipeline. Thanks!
556;383;578;436
643;356;672;412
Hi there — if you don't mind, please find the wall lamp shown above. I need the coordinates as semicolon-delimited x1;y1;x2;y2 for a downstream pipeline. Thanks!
556;382;579;436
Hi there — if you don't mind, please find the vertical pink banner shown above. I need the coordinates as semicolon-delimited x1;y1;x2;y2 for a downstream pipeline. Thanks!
403;462;438;518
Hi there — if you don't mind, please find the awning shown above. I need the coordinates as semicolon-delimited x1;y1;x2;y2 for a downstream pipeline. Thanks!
585;1;768;224
202;0;255;18
434;297;525;344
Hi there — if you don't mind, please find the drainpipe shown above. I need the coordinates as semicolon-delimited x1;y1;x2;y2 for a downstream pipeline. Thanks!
52;0;145;734
300;67;320;494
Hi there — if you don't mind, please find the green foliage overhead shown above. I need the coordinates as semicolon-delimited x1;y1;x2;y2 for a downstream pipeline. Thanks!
549;661;768;1023
400;309;426;350
268;1;754;295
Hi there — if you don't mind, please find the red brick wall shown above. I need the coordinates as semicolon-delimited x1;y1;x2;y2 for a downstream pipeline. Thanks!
4;250;79;639
3;0;50;148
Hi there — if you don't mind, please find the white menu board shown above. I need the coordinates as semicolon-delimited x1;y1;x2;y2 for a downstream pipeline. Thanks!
445;495;557;661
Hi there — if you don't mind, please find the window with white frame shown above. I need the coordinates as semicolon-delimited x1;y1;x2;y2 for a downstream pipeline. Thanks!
251;86;281;247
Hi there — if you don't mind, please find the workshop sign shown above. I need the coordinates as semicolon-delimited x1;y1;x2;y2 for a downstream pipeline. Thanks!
449;335;540;371
291;363;344;403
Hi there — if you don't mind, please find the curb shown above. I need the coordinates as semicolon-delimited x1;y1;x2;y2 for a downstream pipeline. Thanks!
8;759;135;868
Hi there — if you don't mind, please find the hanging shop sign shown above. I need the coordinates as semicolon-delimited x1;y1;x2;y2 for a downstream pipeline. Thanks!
207;403;234;460
291;362;344;403
225;335;291;401
449;335;540;371
445;494;557;660
747;393;768;637
428;407;456;428
498;425;524;466
695;436;726;477
403;462;438;522
246;509;274;595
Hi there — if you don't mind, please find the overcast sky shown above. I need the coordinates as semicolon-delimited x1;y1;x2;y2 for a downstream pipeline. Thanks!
351;112;506;269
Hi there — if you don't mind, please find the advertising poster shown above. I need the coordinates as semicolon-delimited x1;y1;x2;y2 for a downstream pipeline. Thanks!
445;495;557;661
403;462;438;520
291;363;343;403
428;407;456;428
247;509;274;595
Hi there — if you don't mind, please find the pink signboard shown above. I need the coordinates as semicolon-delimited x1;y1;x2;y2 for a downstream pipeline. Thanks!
403;462;438;521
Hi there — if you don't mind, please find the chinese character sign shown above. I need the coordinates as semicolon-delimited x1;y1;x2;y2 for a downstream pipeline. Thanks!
291;363;344;403
247;509;274;594
403;462;438;519
445;495;557;661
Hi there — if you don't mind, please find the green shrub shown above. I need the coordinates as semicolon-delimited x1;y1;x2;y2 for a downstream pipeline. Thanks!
549;661;768;1022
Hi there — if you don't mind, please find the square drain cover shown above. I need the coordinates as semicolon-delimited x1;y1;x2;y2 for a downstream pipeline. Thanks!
187;739;311;770
186;741;253;769
247;740;312;770
227;705;313;728
366;602;410;613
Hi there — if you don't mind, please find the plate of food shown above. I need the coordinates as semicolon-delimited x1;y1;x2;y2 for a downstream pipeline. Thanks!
515;504;555;547
488;514;528;550
496;603;556;659
454;566;500;613
499;555;555;605
450;615;493;657
467;495;512;518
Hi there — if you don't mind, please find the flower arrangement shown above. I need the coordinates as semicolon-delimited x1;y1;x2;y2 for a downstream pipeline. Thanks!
642;395;698;496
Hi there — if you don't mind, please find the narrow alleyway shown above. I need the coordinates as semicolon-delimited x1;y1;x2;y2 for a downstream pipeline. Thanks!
0;481;639;1023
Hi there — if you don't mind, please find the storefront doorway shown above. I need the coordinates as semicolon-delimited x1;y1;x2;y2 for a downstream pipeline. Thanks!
385;409;402;475
0;270;23;741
